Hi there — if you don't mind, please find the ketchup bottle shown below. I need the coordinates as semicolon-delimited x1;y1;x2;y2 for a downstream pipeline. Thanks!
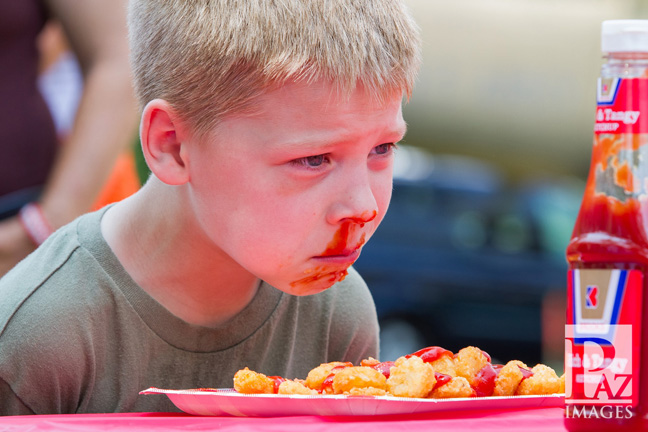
565;20;648;430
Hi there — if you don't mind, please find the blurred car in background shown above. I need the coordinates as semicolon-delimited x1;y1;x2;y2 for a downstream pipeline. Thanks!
353;145;583;367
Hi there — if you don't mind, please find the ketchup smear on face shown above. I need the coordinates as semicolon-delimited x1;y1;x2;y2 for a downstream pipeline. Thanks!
322;210;375;256
289;268;349;289
289;212;375;290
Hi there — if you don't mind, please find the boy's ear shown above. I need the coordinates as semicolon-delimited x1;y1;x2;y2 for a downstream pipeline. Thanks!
140;99;190;185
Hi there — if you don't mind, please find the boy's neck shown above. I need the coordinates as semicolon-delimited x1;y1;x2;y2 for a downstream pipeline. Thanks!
100;180;260;327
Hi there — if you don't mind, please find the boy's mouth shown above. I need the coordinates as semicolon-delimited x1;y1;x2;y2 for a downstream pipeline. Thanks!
314;245;362;264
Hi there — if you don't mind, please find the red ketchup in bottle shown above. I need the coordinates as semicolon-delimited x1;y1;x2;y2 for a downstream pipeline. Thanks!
565;20;648;431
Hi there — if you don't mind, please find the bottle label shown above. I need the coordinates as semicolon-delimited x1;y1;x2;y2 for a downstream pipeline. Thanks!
595;78;648;134
565;269;642;411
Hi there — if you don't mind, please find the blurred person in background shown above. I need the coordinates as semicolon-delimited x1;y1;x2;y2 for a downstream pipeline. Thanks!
0;0;139;277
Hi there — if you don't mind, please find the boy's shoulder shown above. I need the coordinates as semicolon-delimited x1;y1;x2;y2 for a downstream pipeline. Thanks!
0;209;126;413
0;209;116;350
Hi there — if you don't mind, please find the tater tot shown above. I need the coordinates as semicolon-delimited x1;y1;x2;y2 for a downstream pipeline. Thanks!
493;360;528;396
454;346;489;383
232;345;565;399
233;367;275;394
332;366;387;394
429;354;457;377
516;364;561;396
430;376;475;399
278;380;319;395
305;362;351;390
360;357;380;367
387;356;436;398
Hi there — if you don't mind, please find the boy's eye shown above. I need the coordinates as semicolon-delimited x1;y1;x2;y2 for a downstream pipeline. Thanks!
290;153;330;168
374;143;395;155
304;155;325;167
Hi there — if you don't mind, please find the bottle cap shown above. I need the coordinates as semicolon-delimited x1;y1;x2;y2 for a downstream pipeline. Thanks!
602;20;648;53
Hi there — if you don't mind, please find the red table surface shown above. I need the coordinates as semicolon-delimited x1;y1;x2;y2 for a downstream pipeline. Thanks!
0;407;567;431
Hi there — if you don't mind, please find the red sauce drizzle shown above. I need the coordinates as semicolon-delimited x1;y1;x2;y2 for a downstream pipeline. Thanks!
480;350;491;363
470;362;533;397
471;363;534;397
519;366;533;381
369;361;395;379
268;376;287;394
433;372;452;390
406;346;453;363
320;364;352;393
492;363;534;381
320;373;335;393
472;363;497;397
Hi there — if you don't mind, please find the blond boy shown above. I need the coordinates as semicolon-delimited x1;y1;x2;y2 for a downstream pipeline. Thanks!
0;0;420;414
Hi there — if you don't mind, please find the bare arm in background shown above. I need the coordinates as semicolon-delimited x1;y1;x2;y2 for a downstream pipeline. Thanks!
0;0;138;276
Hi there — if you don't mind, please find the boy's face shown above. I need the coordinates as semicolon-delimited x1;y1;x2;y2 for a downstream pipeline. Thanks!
188;80;406;296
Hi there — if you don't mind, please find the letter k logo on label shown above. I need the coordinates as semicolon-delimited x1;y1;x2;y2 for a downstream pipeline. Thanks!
586;285;599;309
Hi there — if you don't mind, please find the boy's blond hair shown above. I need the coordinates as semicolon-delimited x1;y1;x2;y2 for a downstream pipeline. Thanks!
128;0;421;138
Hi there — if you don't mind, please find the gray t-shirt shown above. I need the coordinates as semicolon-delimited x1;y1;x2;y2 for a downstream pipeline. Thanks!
0;208;379;415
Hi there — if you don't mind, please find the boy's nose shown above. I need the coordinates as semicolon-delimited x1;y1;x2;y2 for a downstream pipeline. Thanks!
326;172;380;226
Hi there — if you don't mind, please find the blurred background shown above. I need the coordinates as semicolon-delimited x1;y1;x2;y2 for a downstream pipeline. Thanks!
353;0;648;371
